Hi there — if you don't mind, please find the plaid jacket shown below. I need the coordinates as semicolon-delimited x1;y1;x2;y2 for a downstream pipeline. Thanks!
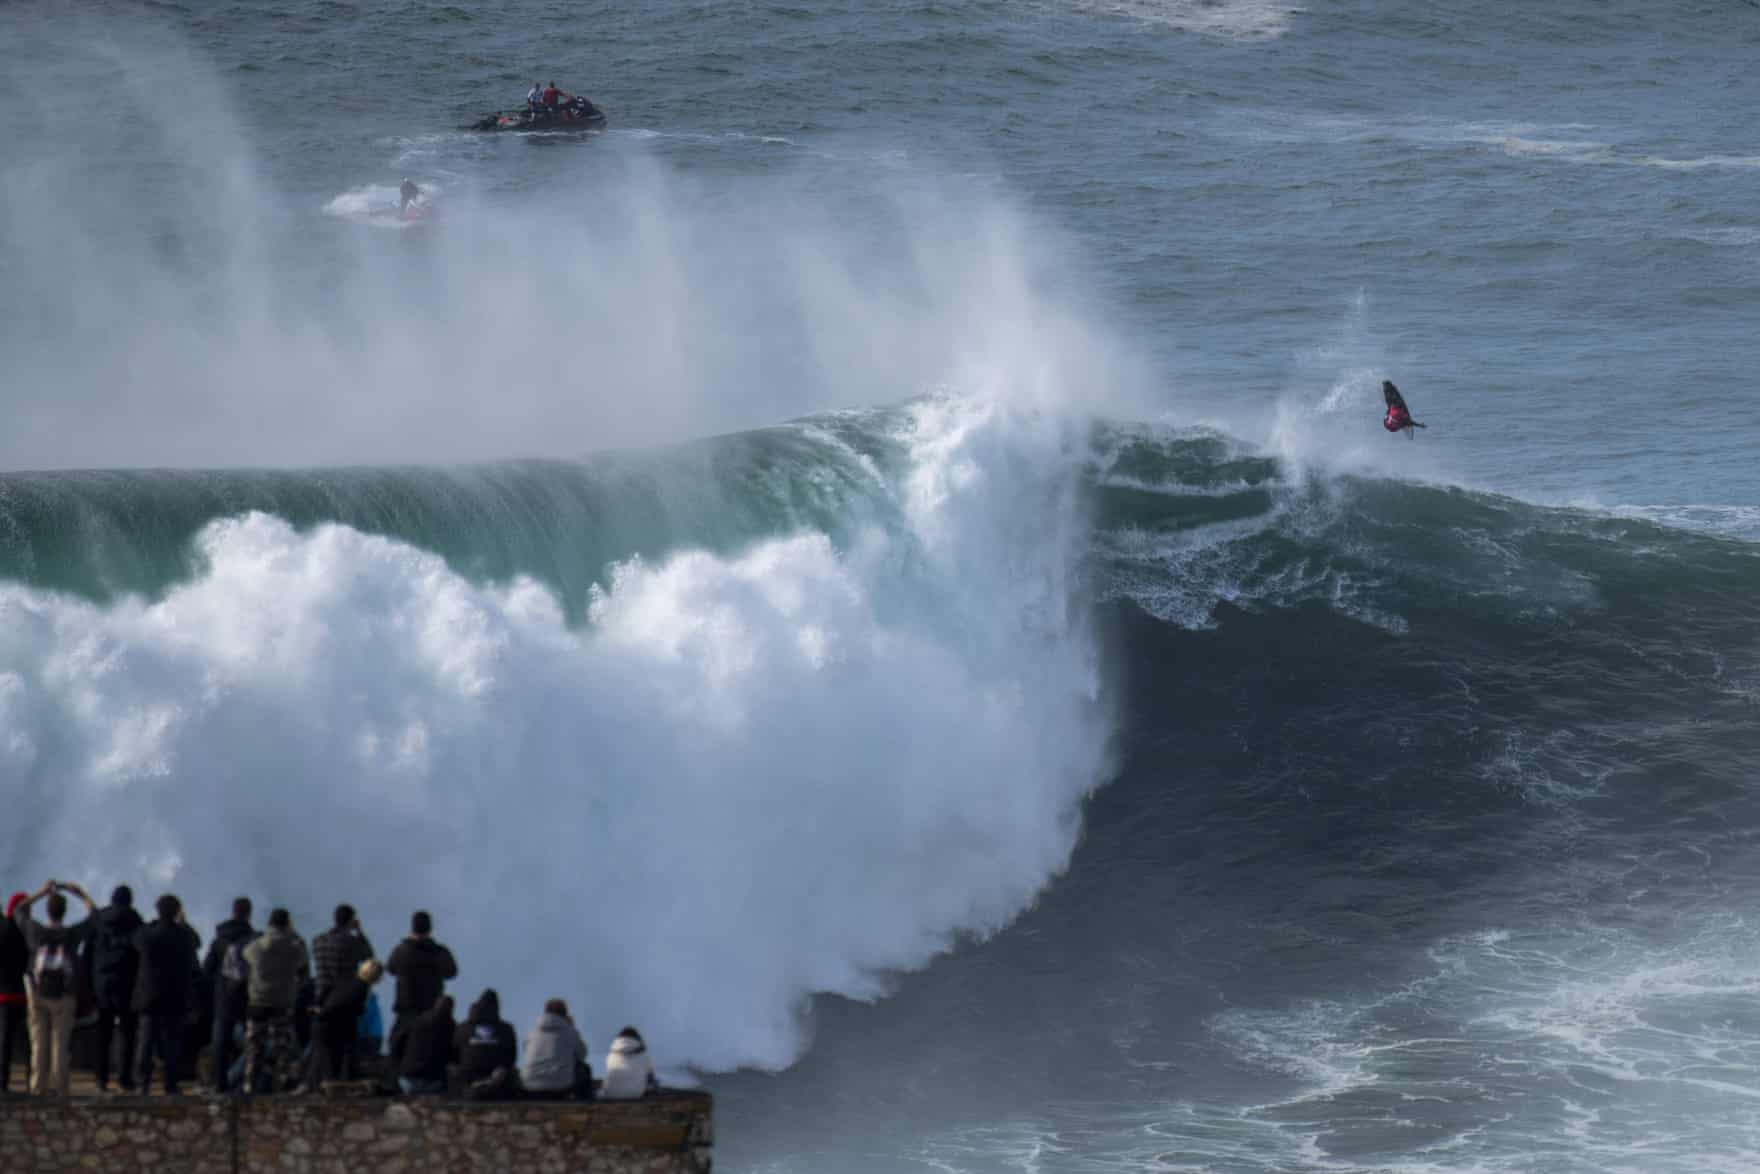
310;926;375;995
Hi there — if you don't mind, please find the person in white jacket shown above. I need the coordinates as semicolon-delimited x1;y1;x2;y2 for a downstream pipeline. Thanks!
600;1026;658;1100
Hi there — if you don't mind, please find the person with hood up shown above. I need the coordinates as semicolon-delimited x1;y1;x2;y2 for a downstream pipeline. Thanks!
308;958;382;1089
521;998;592;1100
89;884;144;1093
385;910;456;1064
241;908;309;1094
0;892;33;1095
454;988;518;1099
130;892;200;1096
14;878;96;1096
201;897;257;1093
600;1026;659;1100
396;993;454;1095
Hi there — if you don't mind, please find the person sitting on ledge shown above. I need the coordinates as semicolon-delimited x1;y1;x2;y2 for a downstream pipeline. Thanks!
397;993;454;1096
357;982;384;1063
309;958;382;1089
132;892;200;1097
601;1026;659;1100
521;998;593;1100
14;879;96;1096
243;908;309;1094
455;987;519;1099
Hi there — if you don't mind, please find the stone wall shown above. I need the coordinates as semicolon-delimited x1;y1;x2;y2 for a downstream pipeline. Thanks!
0;1092;713;1174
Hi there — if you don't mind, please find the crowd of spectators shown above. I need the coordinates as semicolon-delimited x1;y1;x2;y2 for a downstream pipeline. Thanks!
0;880;658;1102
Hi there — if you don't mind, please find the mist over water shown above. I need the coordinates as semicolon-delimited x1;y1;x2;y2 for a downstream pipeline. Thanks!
6;1;1760;1171
0;6;1129;1080
0;12;1135;469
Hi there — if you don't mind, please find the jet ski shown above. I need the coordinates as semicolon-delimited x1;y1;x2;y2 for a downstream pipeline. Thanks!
472;98;606;132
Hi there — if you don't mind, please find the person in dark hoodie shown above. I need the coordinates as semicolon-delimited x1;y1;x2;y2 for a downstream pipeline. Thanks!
200;897;256;1093
454;988;518;1099
308;958;382;1089
385;911;456;1065
131;893;201;1096
396;993;454;1095
89;885;144;1093
0;892;31;1095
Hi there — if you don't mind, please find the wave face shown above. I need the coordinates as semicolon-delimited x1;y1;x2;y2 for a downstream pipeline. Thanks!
708;426;1760;1172
7;401;1760;1167
0;397;1108;1073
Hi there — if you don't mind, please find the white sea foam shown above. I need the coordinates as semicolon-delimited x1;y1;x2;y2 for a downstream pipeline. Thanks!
322;182;441;229
1065;0;1299;40
0;395;1110;1075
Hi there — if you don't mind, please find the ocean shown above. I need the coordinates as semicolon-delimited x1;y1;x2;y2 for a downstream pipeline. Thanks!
3;1;1759;1169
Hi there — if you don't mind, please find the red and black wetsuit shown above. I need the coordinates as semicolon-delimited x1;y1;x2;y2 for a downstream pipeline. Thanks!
1383;404;1410;432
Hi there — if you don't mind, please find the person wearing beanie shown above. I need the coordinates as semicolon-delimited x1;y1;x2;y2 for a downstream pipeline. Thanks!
385;910;456;1066
89;884;145;1093
600;1026;659;1100
13;878;97;1096
0;892;31;1095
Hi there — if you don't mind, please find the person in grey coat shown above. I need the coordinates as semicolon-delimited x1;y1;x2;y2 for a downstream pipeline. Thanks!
520;998;592;1099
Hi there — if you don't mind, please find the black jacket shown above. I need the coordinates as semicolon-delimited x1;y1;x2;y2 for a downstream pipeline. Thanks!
201;918;258;1012
88;903;145;1010
453;991;517;1082
131;919;201;1015
385;936;457;1016
316;974;372;1030
396;999;455;1081
311;925;374;999
0;914;27;1002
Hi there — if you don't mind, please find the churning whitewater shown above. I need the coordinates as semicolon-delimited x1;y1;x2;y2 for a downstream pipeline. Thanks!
0;398;1109;1075
7;0;1760;1170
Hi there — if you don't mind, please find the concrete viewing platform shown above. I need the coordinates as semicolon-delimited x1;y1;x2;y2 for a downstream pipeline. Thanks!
0;1089;713;1174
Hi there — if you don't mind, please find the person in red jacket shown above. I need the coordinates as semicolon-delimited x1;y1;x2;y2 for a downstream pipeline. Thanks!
1382;380;1426;437
541;81;561;109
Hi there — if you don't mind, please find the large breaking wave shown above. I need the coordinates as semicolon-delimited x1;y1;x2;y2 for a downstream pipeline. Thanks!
0;397;1109;1074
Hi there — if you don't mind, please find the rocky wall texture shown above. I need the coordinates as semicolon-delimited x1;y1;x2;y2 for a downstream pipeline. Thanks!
0;1092;713;1174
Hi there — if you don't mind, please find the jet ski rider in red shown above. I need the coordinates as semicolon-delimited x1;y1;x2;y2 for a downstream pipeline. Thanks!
1382;380;1426;437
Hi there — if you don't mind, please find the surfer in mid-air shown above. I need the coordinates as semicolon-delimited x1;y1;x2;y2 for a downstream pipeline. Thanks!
1382;380;1425;437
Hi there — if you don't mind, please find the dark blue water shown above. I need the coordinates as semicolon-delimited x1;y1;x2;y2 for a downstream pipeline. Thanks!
4;2;1760;1170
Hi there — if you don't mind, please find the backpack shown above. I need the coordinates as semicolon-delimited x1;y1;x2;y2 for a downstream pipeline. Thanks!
221;938;251;990
33;936;73;1000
